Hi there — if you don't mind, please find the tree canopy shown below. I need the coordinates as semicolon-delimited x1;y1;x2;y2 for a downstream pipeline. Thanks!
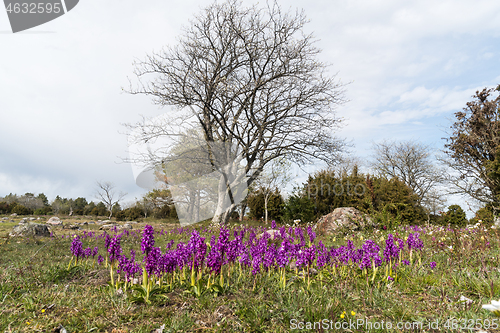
443;86;500;213
127;0;346;223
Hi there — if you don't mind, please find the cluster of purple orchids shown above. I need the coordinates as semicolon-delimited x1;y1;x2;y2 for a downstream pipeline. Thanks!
70;224;430;285
70;235;99;262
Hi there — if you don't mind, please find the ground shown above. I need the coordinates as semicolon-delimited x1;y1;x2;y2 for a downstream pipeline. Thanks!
0;215;499;332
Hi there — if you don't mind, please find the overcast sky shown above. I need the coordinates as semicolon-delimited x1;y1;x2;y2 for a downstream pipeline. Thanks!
1;0;500;215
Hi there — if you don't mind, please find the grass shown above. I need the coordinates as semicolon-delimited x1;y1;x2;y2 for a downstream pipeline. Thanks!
1;215;500;332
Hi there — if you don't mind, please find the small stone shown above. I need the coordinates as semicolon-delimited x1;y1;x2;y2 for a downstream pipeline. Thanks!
99;224;117;230
459;295;473;306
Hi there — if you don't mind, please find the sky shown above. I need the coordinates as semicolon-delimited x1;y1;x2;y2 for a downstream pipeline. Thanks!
1;0;500;216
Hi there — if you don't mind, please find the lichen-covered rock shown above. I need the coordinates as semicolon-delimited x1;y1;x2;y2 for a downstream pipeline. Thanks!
99;223;132;231
316;207;373;234
63;224;80;230
10;222;51;237
47;217;63;225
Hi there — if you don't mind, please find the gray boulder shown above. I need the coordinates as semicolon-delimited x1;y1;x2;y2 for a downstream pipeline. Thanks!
10;222;51;237
316;207;374;234
63;224;80;230
47;217;63;225
99;223;132;231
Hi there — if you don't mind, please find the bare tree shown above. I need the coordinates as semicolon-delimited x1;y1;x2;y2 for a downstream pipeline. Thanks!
17;193;45;211
95;181;127;219
251;157;292;223
420;189;447;223
126;0;346;224
329;155;364;178
371;140;445;207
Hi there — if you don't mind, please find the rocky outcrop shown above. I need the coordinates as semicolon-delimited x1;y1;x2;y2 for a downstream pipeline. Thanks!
316;207;373;234
10;222;51;237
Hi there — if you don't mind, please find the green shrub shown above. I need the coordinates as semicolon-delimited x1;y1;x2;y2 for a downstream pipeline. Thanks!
442;204;468;227
470;206;494;225
84;202;96;215
230;210;240;220
0;201;11;214
11;204;32;215
34;206;52;215
115;206;143;221
152;205;176;219
302;168;425;225
305;169;367;216
91;202;108;217
169;205;178;219
282;194;316;223
247;188;285;221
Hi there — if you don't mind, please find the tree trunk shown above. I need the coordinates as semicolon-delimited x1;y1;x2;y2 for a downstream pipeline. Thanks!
187;189;196;222
239;202;246;221
264;192;269;224
212;204;236;224
211;159;248;224
195;189;201;222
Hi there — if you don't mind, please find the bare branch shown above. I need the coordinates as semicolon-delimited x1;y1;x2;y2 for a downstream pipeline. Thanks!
95;181;127;219
125;0;347;224
371;140;446;208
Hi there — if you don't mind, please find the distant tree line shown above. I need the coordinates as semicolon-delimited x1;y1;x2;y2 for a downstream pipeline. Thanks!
0;189;177;221
2;85;499;227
